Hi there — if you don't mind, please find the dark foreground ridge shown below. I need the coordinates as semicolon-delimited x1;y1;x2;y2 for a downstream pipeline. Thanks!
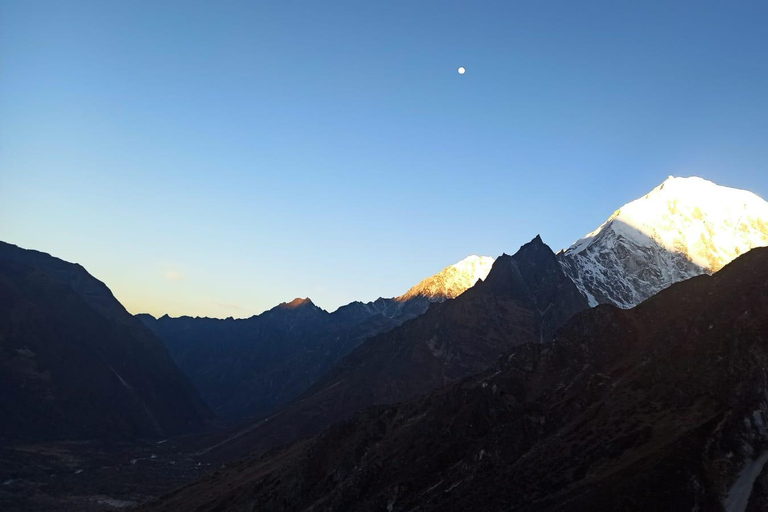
141;247;768;511
0;241;212;443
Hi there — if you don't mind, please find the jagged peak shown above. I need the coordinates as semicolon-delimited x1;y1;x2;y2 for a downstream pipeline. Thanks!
474;252;532;300
276;297;316;310
478;236;565;297
517;234;551;253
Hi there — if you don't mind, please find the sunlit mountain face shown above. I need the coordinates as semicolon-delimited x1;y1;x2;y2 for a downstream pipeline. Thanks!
397;255;495;302
392;176;768;313
392;176;768;311
559;176;768;308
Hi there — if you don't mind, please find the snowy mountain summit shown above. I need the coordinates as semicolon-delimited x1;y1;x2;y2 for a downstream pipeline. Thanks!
558;176;768;308
398;255;495;302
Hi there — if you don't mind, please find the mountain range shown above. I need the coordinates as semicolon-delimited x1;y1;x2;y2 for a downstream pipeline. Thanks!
140;245;768;512
193;236;588;460
141;176;768;427
138;255;494;420
3;175;768;511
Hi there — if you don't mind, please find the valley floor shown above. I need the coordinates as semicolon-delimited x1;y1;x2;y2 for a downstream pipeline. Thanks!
0;438;216;512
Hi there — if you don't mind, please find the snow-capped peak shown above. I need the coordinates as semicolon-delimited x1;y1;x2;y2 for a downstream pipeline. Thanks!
559;176;768;308
397;255;495;302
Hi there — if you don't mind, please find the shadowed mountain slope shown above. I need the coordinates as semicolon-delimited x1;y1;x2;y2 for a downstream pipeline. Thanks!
139;255;492;421
141;246;768;512
194;236;587;460
138;296;433;422
0;242;212;444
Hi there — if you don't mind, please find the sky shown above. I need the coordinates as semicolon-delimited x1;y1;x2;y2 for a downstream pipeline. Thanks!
2;1;768;318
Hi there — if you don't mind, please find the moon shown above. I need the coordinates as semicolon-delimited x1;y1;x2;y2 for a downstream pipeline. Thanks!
457;66;466;75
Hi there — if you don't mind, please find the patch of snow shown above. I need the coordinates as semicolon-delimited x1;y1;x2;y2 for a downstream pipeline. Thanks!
444;481;462;493
420;479;444;496
723;450;768;512
94;496;137;509
108;366;133;392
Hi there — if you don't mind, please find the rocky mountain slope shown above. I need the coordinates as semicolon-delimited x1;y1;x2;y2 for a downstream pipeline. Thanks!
192;236;588;461
0;242;212;443
559;176;768;308
139;254;493;420
141;246;768;512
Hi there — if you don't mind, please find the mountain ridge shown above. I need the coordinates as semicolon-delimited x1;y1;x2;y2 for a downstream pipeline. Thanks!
192;235;588;461
139;252;497;420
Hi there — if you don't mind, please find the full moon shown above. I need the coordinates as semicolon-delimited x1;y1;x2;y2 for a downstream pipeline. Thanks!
457;67;466;75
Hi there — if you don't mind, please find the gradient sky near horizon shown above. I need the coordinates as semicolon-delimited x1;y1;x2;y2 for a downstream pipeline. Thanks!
2;1;768;318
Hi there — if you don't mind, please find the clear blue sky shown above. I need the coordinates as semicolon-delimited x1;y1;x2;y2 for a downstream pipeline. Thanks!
2;1;767;318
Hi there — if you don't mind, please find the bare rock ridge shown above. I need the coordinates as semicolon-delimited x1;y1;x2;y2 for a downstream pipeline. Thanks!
141;246;768;512
276;297;316;309
0;242;212;443
559;176;768;308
